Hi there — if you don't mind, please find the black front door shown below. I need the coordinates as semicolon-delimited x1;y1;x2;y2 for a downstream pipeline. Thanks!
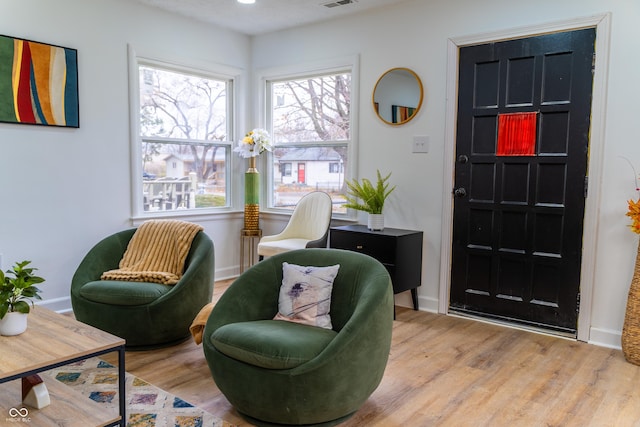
449;28;596;335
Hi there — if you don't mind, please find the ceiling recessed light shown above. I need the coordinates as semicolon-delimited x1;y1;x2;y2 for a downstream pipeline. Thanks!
237;0;255;4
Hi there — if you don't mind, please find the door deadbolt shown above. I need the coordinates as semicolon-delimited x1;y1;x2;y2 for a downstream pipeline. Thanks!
454;187;467;198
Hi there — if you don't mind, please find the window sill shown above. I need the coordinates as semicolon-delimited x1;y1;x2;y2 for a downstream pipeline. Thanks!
131;208;242;226
260;209;357;223
131;208;358;227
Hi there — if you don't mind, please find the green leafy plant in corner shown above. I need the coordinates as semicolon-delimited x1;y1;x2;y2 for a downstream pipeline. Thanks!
344;170;396;214
0;261;45;319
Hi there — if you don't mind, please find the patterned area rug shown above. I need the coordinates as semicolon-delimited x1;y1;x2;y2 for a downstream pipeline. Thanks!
43;357;235;427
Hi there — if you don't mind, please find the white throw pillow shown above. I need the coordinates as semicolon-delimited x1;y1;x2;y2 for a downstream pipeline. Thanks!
274;262;340;329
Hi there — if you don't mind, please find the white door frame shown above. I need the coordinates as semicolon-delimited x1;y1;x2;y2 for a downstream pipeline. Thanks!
438;13;611;342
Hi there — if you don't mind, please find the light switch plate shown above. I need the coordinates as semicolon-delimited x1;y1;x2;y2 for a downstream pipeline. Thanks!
412;136;429;153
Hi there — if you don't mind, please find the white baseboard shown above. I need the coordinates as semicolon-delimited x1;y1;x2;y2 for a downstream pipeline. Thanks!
36;296;73;314
417;296;439;313
588;326;622;349
44;274;619;351
216;266;239;282
394;294;439;313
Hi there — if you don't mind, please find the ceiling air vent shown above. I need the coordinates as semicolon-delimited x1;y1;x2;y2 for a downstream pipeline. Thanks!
322;0;357;8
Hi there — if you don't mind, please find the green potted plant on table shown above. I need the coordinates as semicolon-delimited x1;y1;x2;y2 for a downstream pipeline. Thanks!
0;261;45;336
344;170;396;231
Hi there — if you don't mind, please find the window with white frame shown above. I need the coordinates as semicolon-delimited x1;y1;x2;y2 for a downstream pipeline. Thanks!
280;162;292;177
267;69;352;214
136;62;232;213
329;162;343;174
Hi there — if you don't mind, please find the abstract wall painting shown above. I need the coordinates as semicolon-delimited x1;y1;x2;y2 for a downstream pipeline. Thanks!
0;35;78;128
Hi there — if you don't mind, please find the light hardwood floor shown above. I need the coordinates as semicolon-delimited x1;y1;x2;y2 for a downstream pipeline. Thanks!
104;280;640;427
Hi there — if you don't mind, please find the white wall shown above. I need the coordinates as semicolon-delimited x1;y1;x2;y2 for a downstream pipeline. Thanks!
253;0;640;348
3;0;639;349
0;0;251;311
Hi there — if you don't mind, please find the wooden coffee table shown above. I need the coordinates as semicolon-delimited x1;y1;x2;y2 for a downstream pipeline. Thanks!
0;306;126;426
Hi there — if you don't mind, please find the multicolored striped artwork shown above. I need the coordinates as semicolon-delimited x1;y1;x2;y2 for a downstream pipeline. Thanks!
391;104;416;124
0;35;78;127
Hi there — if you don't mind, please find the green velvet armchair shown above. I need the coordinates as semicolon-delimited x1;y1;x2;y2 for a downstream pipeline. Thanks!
71;228;215;349
203;248;393;426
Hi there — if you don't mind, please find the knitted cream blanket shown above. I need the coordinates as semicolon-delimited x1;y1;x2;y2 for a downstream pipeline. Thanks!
101;220;203;285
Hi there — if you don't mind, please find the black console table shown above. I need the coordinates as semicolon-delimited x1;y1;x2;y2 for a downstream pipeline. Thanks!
329;225;423;310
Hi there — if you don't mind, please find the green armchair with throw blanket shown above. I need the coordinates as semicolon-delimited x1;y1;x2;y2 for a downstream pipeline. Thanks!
202;248;393;426
71;222;215;349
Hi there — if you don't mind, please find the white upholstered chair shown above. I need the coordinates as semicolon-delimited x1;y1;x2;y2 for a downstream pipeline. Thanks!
257;191;332;259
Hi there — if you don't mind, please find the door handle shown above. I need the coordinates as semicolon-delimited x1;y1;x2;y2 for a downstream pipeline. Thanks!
458;154;469;164
454;187;467;198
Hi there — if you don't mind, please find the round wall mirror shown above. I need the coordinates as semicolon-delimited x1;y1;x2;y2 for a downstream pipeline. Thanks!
372;67;424;126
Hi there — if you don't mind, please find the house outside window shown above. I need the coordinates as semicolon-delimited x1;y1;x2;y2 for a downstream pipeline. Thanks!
134;61;232;214
265;63;356;214
329;162;343;174
280;162;292;177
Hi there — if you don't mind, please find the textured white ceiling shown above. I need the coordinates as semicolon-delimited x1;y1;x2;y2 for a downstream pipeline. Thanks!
132;0;410;35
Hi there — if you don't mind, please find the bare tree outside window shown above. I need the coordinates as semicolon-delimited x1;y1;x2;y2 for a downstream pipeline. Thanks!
138;65;232;212
270;72;351;213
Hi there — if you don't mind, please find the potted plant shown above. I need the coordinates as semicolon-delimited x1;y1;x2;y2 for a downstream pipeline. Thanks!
0;260;45;336
344;170;396;231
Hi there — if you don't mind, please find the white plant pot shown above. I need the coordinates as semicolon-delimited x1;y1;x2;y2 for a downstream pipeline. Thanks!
368;214;385;231
0;312;28;336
